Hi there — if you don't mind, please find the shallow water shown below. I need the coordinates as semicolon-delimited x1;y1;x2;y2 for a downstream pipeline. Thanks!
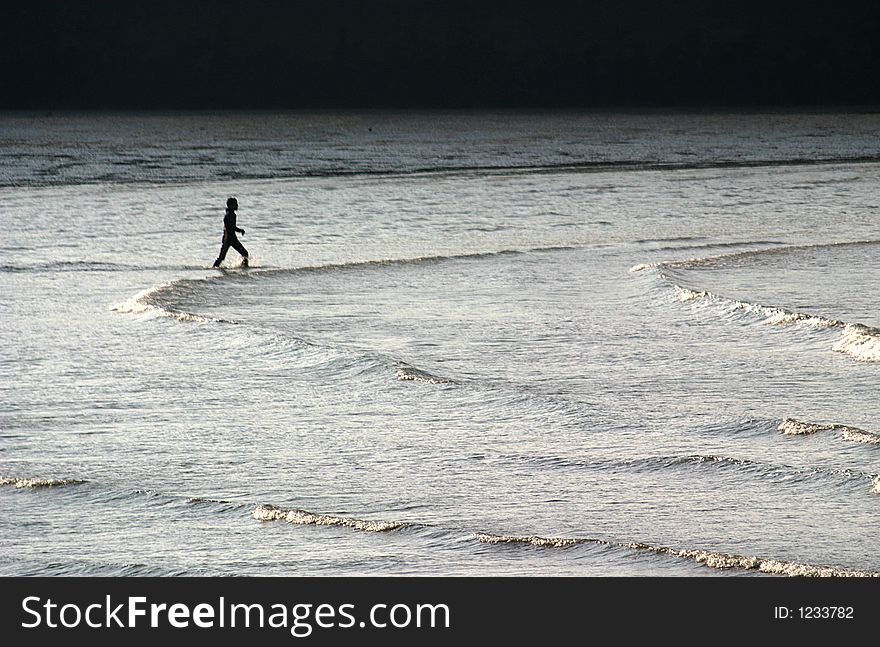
2;111;879;576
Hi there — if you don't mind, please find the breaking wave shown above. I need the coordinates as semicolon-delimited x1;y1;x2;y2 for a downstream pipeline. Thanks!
0;476;258;519
475;533;581;548
110;282;231;323
252;504;410;532
778;418;880;446
111;246;580;327
0;476;87;489
114;280;463;390
633;241;880;361
6;470;877;575
672;284;842;326
395;363;455;384
474;532;880;577
832;324;880;362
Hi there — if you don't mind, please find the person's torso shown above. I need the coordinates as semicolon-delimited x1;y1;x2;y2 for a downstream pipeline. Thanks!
223;210;236;237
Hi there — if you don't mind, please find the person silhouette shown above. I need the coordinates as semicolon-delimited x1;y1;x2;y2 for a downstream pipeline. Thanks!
213;196;249;268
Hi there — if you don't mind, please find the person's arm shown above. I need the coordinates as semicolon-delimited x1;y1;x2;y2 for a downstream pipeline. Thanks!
228;211;245;235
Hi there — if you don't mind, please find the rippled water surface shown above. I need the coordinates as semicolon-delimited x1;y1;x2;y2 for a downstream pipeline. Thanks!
2;111;879;576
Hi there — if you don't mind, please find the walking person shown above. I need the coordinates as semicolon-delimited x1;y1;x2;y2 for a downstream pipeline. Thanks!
213;196;249;268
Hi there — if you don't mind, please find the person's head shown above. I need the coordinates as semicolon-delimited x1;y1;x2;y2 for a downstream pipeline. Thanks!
226;196;238;211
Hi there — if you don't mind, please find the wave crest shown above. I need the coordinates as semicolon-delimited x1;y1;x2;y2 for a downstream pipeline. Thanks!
778;418;880;446
110;284;216;322
832;323;880;362
475;532;880;577
395;364;455;384
673;285;840;328
0;476;86;489
475;532;582;548
641;241;880;361
252;504;408;532
841;428;880;446
777;419;839;436
111;282;231;323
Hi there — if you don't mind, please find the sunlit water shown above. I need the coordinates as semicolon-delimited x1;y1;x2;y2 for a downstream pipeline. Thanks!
2;111;879;576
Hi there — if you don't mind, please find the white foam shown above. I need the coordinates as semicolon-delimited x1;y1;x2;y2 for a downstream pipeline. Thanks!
674;286;708;302
475;531;880;576
833;324;880;362
642;244;880;363
253;504;406;532
110;283;219;323
841;428;880;446
662;547;878;577
673;284;841;330
110;284;168;316
0;476;86;488
777;418;835;436
395;366;454;384
475;532;582;548
778;418;880;447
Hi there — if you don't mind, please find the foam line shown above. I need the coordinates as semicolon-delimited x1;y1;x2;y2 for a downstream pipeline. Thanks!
474;532;880;577
253;504;409;532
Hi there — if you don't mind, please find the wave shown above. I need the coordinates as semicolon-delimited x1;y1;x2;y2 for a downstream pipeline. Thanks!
0;260;209;274
250;329;459;386
474;532;880;577
14;155;880;189
395;363;455;384
111;245;586;393
6;471;876;575
832;324;880;362
0;558;184;577
671;284;843;327
277;155;880;180
633;240;880;362
0;555;225;577
475;533;581;548
629;453;875;487
488;447;877;493
243;246;580;279
253;504;410;532
778;418;880;446
497;451;741;473
113;279;464;390
110;282;233;323
0;476;87;488
778;418;848;436
657;239;880;271
112;245;581;326
0;476;258;519
1;260;128;274
633;239;788;254
256;502;880;576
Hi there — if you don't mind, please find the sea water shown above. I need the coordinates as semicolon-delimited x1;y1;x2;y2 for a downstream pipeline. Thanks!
2;111;879;576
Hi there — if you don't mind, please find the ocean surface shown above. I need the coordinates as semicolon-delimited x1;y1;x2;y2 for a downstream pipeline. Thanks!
2;111;879;576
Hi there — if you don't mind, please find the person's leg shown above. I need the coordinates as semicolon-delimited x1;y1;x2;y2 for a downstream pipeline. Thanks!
213;241;231;267
231;238;249;264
